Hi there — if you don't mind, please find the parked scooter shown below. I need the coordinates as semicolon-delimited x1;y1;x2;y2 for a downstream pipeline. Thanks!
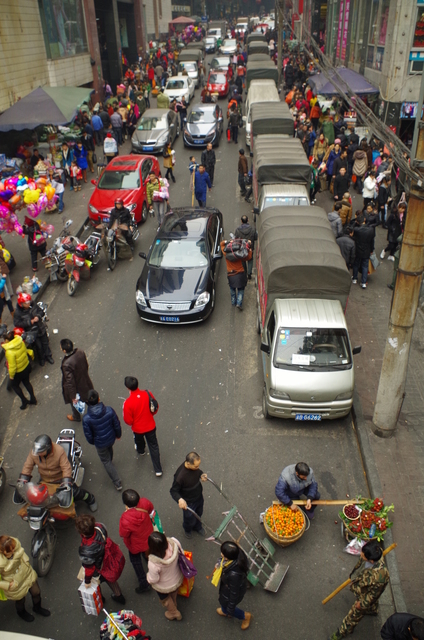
13;429;84;576
97;212;139;270
42;219;80;283
64;231;102;296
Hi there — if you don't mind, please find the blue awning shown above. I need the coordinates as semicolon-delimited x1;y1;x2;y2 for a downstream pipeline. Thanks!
308;67;379;96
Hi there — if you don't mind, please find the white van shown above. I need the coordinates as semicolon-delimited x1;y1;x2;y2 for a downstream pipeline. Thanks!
244;80;279;147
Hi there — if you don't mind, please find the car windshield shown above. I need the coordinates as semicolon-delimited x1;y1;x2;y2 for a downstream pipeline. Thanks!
264;196;309;207
98;170;140;189
209;74;226;84
205;38;215;44
188;110;215;124
211;57;229;68
138;116;167;131
223;39;236;46
273;328;352;371
167;80;185;89
179;62;196;72
148;238;208;268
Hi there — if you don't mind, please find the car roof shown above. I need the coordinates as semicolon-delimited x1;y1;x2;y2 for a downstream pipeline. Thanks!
273;299;347;329
159;208;219;237
190;103;217;113
106;155;144;171
167;75;188;83
141;109;171;118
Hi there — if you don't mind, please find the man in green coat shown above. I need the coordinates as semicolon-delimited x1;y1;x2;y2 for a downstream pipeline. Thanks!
322;112;335;145
157;88;170;109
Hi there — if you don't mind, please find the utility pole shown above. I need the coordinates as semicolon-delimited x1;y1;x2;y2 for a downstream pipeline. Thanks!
372;72;424;437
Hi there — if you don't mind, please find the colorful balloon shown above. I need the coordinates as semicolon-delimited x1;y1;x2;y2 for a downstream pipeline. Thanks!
23;188;41;204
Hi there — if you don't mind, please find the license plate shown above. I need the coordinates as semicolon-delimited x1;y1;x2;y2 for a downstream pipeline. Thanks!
143;146;154;151
193;140;203;144
295;414;322;421
160;316;180;322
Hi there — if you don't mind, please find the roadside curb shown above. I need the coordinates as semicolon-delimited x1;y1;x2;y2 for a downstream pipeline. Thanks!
352;390;407;613
0;216;90;368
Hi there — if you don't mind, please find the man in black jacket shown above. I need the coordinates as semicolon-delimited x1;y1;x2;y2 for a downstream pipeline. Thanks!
201;143;216;186
347;132;359;178
108;199;134;249
380;613;424;639
336;228;355;270
170;451;207;539
334;167;350;201
352;215;375;289
333;149;348;177
234;215;257;280
377;176;392;227
14;294;53;366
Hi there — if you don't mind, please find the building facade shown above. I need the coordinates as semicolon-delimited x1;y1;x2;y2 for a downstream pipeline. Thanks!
144;0;173;39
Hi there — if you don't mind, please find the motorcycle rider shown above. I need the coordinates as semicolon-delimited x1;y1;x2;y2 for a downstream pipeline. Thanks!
108;199;134;250
18;434;97;511
13;293;53;367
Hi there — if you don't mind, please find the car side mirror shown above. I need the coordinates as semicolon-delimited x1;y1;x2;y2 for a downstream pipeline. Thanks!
253;206;259;215
91;179;98;186
352;346;362;355
139;252;147;259
260;341;270;355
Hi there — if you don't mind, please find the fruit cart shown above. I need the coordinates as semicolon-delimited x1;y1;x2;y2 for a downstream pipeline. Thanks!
339;497;394;543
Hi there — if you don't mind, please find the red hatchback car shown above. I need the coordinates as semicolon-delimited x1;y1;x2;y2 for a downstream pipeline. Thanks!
88;155;161;225
206;71;229;98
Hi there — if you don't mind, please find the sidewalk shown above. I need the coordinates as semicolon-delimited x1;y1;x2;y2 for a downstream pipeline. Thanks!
317;186;424;617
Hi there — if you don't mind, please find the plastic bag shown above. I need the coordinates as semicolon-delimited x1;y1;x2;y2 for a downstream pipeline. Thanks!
73;393;86;415
344;538;366;555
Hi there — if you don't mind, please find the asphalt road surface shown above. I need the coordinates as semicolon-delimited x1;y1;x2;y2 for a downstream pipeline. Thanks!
0;68;390;640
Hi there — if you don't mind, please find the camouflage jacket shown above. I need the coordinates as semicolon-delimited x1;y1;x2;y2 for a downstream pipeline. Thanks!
350;557;389;608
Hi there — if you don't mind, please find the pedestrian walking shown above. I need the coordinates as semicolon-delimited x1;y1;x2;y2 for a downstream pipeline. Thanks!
99;106;111;135
81;130;95;174
275;462;320;519
61;142;74;188
352;215;375;289
329;541;389;639
60;338;93;422
82;390;122;491
381;206;402;262
1;329;36;410
328;203;343;238
104;131;118;164
220;237;252;310
380;613;424;639
336;228;356;270
377;175;392;227
123;376;163;477
352;143;369;193
163;142;176;183
214;541;252;630
234;215;257;280
73;141;88;184
201;143;216;186
146;532;184;621
146;172;167;227
333;167;350;201
91;112;104;147
0;536;50;622
194;165;212;207
170;451;207;539
110;107;123;146
238;148;248;196
14;292;53;366
229;106;239;143
22;217;47;272
119;489;154;593
362;169;377;209
339;193;352;227
75;515;126;606
176;96;188;130
48;169;65;213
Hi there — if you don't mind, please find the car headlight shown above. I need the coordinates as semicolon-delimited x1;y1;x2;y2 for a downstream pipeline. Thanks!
127;203;137;212
205;128;216;139
270;389;291;400
194;292;210;308
157;131;168;143
89;205;98;213
184;130;193;139
136;290;146;306
335;391;353;401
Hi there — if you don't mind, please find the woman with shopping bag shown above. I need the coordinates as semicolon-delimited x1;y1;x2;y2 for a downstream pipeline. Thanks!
76;514;126;605
0;535;50;622
213;541;252;630
146;532;184;621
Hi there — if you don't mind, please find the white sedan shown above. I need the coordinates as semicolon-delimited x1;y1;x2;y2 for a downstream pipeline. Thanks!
164;76;195;104
220;39;237;55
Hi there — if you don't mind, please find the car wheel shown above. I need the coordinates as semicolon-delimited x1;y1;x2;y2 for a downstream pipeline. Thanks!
140;201;148;224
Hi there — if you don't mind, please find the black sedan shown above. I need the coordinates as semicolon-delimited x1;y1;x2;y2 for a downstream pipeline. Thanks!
136;208;224;324
183;103;224;148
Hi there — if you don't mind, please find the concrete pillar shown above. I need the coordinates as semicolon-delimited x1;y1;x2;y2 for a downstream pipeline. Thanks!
83;0;103;102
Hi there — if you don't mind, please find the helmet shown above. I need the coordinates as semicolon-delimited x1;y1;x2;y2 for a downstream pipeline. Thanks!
17;292;32;306
27;483;49;506
13;327;25;337
115;199;124;206
76;243;88;252
32;434;53;457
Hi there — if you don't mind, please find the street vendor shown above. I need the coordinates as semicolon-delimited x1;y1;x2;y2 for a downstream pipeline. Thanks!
275;462;320;519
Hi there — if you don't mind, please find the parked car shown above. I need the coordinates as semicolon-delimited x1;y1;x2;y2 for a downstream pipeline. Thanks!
183;103;224;148
206;71;229;98
209;55;231;71
204;37;217;53
220;38;237;55
136;208;224;324
88;155;160;225
131;109;179;154
164;76;195;104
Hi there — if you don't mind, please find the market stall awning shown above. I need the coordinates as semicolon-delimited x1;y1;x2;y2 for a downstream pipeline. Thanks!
0;86;94;132
308;68;379;96
169;16;195;25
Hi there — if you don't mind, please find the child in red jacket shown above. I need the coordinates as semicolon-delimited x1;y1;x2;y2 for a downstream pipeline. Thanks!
119;489;155;593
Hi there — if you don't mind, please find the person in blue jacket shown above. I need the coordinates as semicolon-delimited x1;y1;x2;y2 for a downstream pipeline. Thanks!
326;142;341;189
82;389;123;491
73;141;88;184
194;164;212;207
275;462;320;519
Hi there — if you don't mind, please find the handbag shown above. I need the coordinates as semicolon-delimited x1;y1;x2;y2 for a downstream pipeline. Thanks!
95;527;126;583
175;542;197;579
146;389;158;413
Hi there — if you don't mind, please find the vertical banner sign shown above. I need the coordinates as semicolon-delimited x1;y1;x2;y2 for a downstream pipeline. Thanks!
341;0;350;61
336;0;344;60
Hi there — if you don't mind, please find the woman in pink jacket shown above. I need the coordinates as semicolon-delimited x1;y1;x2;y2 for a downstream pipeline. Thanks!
146;532;184;621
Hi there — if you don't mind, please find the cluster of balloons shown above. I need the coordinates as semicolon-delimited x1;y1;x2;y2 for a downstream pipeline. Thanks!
0;174;58;234
181;24;202;43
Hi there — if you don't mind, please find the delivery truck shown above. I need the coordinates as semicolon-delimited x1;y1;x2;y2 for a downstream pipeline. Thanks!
245;60;278;91
252;136;311;212
250;102;294;150
256;205;361;421
244;81;279;147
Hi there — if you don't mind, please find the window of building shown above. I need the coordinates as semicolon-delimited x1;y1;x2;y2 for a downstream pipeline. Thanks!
38;0;88;60
348;0;359;64
366;0;390;70
354;0;367;64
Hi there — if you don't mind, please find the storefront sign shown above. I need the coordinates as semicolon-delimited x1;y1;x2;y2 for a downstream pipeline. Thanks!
172;5;190;12
336;1;344;59
341;0;350;62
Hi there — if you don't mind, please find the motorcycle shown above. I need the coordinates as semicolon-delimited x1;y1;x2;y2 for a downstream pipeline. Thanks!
64;231;102;296
14;429;84;576
97;213;139;271
42;219;80;283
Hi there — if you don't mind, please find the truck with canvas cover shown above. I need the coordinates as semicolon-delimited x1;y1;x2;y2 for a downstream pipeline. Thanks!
250;102;294;150
245;60;278;91
248;41;270;56
256;205;360;421
243;81;279;147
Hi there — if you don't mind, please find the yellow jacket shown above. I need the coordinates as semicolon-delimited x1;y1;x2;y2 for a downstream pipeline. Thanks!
2;336;33;379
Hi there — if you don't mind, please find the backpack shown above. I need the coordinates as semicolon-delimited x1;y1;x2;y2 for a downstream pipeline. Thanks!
223;238;249;262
